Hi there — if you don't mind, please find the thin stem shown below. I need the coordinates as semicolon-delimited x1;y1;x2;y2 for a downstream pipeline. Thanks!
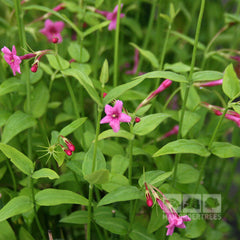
14;0;32;158
163;87;180;111
137;0;157;72
128;123;134;185
6;160;17;193
30;177;46;240
87;107;103;240
172;0;205;186
113;0;122;87
194;106;228;193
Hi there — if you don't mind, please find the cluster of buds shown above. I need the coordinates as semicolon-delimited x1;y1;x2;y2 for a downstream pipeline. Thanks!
144;183;191;236
202;102;240;127
59;135;75;156
136;79;172;112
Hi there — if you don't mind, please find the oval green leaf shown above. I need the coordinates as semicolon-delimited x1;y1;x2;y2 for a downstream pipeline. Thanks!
35;189;88;206
0;143;34;175
46;54;70;70
133;113;170;135
32;168;59;180
192;71;223;82
176;164;199;184
98;186;144;206
60;117;87;136
60;211;88;224
0;196;33;221
68;42;90;63
2;111;37;144
97;129;134;141
210;142;240;158
84;169;109;184
153;139;210;157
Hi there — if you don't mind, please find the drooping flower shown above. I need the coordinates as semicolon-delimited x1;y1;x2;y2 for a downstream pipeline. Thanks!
125;49;140;75
40;19;65;43
146;183;191;236
160;125;179;140
96;4;125;31
1;45;22;75
100;100;131;132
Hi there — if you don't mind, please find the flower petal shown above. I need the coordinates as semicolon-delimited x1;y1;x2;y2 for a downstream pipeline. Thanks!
109;118;120;132
104;104;114;115
108;19;117;30
166;223;175;236
100;115;112;124
113;100;123;115
55;21;65;32
119;113;131;122
1;46;11;55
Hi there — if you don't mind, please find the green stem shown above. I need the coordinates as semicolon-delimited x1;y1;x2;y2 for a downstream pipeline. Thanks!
137;0;157;73
6;160;17;193
113;0;122;87
87;107;102;240
172;0;205;186
128;123;134;185
14;0;32;158
30;177;46;240
163;87;180;111
194;106;228;193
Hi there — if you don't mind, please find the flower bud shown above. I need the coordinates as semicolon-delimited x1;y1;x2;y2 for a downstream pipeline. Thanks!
135;117;141;123
103;92;107;98
52;37;59;43
64;149;72;156
31;63;38;72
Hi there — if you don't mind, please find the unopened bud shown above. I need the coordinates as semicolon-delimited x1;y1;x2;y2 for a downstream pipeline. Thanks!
52;37;59;43
64;149;72;156
135;117;141;123
103;92;107;98
31;63;38;72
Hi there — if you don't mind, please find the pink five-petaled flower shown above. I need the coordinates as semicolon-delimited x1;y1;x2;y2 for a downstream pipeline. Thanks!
96;4;125;31
40;19;65;43
100;100;131;132
1;45;22;75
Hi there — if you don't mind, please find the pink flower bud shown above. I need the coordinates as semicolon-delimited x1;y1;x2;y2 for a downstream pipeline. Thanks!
144;183;153;207
135;117;141;123
60;135;75;152
64;149;73;156
103;92;107;98
31;63;38;72
52;37;59;44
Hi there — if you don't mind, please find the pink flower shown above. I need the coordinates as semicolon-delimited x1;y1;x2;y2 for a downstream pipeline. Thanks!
100;100;131;132
160;125;179;140
146;183;191;236
96;4;125;31
195;79;223;87
1;46;22;75
40;19;64;43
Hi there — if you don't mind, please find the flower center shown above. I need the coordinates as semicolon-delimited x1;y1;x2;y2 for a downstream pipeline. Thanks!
49;26;57;34
112;114;118;118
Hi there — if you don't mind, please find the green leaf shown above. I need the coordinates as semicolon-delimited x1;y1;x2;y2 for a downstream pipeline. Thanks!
53;150;65;167
70;62;92;75
62;68;101;105
232;104;240;114
164;62;194;73
183;218;207;238
133;113;169;135
19;227;35;240
84;169;109;184
32;168;59;180
111;155;129;174
134;71;187;83
35;189;88;206
138;170;172;187
100;59;109;85
55;113;75;125
130;43;159;68
181;111;201;137
222;64;240;99
169;233;189;240
192;71;223;82
176;164;199;184
0;196;33;221
60;211;88;224
98;186;144;206
83;20;110;37
59;118;87;136
0;166;7;180
210;142;240;158
171;31;206;50
31;82;49;118
102;173;129;192
130;223;157;240
0;110;11;127
46;54;70;70
97;129;134;141
0;221;16;240
29;68;43;84
95;216;129;235
153;139;210;157
82;144;106;176
181;84;200;111
0;78;23;96
0;143;34;175
2;111;37;144
121;17;143;39
68;42;90;63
